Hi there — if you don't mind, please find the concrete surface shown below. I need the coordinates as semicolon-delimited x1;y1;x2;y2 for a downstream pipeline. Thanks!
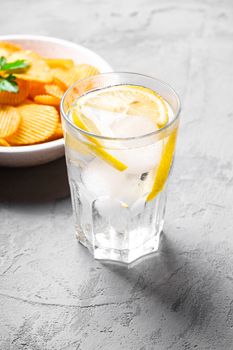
1;0;233;349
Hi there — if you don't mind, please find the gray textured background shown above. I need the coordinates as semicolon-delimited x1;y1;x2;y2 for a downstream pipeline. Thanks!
1;0;233;349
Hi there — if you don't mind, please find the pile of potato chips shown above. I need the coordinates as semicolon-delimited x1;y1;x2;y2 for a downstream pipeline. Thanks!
0;41;100;146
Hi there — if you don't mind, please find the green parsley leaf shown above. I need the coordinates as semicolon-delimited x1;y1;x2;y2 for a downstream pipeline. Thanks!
0;56;7;69
1;59;30;72
0;74;18;93
0;57;29;93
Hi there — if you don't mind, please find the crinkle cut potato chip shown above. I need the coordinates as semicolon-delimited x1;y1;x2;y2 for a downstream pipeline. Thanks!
0;106;21;138
0;79;29;105
9;50;52;83
0;41;21;57
44;84;65;99
34;94;60;106
6;104;59;145
48;122;63;141
52;68;74;90
45;58;74;69
0;138;10;146
52;64;100;90
0;41;21;52
74;64;100;80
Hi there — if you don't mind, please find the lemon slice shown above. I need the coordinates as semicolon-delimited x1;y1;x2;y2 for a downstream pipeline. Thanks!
71;84;170;175
80;85;168;128
146;128;178;201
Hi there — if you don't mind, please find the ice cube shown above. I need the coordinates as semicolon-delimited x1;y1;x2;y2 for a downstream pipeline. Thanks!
95;198;131;237
81;106;122;138
130;196;147;216
111;114;156;138
94;197;130;221
110;114;163;173
81;158;125;198
81;158;152;205
108;138;162;175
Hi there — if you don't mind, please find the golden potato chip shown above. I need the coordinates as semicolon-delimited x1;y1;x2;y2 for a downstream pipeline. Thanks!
52;64;100;90
74;64;100;80
29;81;46;98
44;84;65;99
9;50;52;83
0;138;10;146
0;79;29;106
0;106;21;138
7;104;59;145
0;41;21;52
52;68;71;90
48;122;63;141
34;94;60;106
0;42;22;57
45;58;74;69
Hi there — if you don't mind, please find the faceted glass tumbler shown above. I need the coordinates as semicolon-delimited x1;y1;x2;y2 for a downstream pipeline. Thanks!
61;73;181;264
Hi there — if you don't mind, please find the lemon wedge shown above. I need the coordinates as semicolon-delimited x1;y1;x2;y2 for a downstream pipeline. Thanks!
72;109;127;171
146;128;178;201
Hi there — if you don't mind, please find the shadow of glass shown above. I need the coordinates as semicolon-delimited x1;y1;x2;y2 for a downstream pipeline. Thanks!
104;234;216;334
0;157;70;203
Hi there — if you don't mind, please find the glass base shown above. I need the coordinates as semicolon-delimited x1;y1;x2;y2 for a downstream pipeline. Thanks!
72;186;167;265
76;228;162;264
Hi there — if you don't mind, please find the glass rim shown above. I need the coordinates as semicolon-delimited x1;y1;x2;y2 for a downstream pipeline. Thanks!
60;72;181;142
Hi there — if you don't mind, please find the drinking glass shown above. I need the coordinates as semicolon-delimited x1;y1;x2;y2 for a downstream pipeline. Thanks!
61;72;181;264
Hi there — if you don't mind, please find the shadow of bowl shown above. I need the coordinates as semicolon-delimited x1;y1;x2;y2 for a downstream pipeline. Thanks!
0;157;70;202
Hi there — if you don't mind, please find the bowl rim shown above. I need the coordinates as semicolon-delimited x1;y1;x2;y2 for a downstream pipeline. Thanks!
0;34;113;154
